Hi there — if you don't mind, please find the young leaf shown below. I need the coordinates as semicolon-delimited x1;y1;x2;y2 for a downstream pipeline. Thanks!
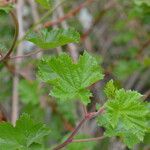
38;51;104;105
97;83;149;148
104;80;116;99
26;28;80;49
19;80;41;105
0;114;50;150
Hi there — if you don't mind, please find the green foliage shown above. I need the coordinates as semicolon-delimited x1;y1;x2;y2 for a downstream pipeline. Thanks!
0;1;150;149
0;70;12;101
38;57;55;83
0;114;50;150
130;3;150;24
134;0;150;6
19;80;41;105
97;82;149;148
57;100;76;124
26;28;80;49
21;104;45;122
0;13;14;50
36;0;52;9
0;5;13;13
143;57;150;67
113;31;135;45
38;51;103;105
104;80;116;99
48;101;76;141
113;60;141;80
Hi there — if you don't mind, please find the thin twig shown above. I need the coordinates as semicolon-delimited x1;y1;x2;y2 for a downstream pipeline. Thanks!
82;104;88;115
81;0;115;41
72;136;104;143
10;49;42;60
53;118;87;150
0;11;19;62
53;107;105;150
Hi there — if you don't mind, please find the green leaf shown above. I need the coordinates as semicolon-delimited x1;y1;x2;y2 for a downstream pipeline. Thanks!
143;103;150;144
97;85;149;148
134;0;150;6
0;114;50;150
36;0;52;9
26;28;80;49
38;57;56;83
38;51;104;105
143;133;150;144
104;80;116;99
19;80;41;105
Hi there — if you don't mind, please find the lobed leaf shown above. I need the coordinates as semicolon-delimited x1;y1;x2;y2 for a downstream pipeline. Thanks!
26;28;80;49
0;114;50;150
38;51;104;105
97;81;149;148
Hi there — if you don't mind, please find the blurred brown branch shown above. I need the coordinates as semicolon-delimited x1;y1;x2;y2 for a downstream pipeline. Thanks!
44;0;95;28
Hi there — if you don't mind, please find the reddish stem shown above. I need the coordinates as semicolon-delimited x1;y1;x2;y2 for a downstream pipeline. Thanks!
10;49;42;60
1;11;19;62
53;107;105;150
53;117;86;150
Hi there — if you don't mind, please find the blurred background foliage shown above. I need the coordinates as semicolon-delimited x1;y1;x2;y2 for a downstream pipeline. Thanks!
0;0;150;149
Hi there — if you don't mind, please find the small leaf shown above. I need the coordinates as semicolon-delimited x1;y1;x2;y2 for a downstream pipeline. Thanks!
26;28;80;49
0;114;50;150
97;88;149;148
38;51;104;105
104;80;116;99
